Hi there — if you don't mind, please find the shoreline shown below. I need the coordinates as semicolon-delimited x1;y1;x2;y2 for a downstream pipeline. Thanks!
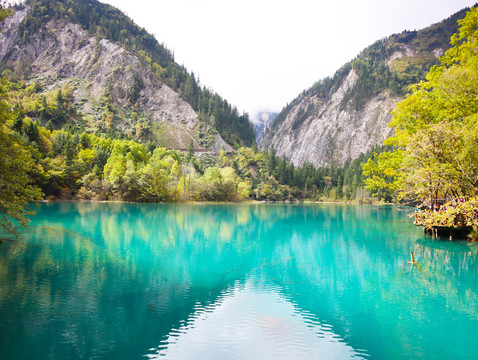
36;198;391;206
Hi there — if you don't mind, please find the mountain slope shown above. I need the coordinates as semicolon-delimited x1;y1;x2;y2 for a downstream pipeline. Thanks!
253;111;278;144
260;7;471;167
0;0;255;148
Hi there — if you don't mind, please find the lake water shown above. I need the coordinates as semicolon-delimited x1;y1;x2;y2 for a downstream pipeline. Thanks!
1;202;477;359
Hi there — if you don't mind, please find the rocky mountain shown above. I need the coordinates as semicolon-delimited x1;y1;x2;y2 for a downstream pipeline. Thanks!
253;111;278;144
0;0;255;149
260;7;470;167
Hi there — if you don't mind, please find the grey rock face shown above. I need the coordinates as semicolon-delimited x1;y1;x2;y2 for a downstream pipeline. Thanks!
261;70;399;167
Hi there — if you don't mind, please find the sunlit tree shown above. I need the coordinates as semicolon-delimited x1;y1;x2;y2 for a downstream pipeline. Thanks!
363;6;478;204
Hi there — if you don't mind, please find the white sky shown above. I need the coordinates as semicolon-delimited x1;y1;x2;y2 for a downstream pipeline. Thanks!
99;1;475;119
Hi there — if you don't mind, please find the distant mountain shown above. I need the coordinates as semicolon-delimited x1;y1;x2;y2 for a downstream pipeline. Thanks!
253;111;278;144
0;0;255;149
260;6;471;167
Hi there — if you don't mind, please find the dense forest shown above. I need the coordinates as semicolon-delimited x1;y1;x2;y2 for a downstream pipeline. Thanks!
1;75;378;208
6;0;255;148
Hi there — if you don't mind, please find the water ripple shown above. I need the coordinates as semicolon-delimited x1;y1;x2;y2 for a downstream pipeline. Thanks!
145;278;368;359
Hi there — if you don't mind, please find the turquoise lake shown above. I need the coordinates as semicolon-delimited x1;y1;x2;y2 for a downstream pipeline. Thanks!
1;202;478;359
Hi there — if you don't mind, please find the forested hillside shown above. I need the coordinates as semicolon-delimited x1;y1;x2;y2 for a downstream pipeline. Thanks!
0;75;377;205
1;0;255;148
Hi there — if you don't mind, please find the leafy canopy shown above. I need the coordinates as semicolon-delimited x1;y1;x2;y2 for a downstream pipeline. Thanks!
363;6;478;204
0;79;42;234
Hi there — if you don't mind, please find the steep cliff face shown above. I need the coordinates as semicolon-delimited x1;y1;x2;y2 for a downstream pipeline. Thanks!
261;69;400;167
261;8;468;167
0;4;227;149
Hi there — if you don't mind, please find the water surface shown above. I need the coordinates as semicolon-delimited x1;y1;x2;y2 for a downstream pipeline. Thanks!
1;202;477;359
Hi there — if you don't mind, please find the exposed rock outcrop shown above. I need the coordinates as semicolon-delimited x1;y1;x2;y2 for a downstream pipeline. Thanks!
261;70;399;167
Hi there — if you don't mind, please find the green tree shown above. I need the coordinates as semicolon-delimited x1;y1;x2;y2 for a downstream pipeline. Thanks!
46;119;54;132
186;138;194;162
0;78;42;233
362;150;403;202
201;167;223;201
13;113;23;133
140;164;169;201
25;120;40;144
363;7;478;204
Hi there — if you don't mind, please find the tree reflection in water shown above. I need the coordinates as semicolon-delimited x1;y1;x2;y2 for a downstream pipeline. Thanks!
0;202;477;359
